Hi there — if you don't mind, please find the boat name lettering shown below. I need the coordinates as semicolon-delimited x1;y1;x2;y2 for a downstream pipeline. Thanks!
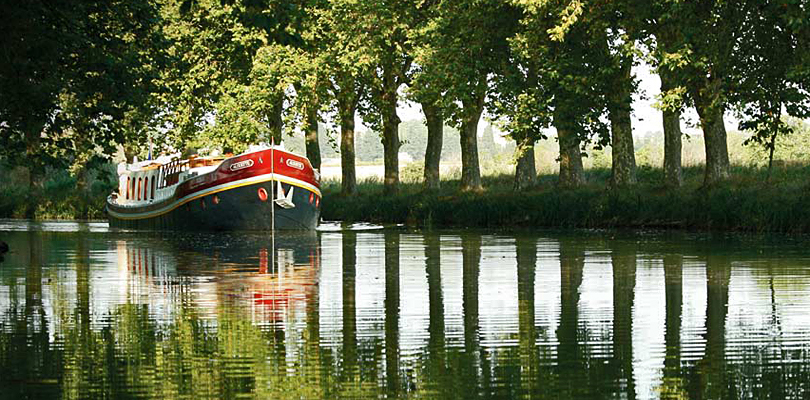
189;176;206;188
286;159;304;170
229;159;254;171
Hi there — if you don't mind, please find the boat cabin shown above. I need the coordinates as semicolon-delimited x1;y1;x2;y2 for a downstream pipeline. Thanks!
112;155;226;206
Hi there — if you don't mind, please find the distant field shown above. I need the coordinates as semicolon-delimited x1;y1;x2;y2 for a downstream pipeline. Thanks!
320;161;462;180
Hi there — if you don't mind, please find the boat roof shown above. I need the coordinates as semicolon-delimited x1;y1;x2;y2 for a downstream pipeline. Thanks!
118;145;297;174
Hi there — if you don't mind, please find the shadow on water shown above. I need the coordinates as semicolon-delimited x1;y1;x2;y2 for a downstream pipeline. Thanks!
2;224;810;398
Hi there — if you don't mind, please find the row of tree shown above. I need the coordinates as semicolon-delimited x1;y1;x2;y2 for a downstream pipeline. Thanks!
1;0;809;196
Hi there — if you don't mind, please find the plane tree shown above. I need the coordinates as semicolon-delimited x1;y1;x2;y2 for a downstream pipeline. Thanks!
592;7;641;188
508;0;610;188
649;1;750;186
407;9;447;191
0;0;166;189
318;3;370;195
489;43;549;190
328;0;417;195
414;0;522;191
161;0;312;154
729;0;810;179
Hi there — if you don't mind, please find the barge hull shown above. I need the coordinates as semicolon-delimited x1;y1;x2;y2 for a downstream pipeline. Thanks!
108;180;320;231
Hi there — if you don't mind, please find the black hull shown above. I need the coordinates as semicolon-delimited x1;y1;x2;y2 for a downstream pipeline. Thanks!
108;181;320;231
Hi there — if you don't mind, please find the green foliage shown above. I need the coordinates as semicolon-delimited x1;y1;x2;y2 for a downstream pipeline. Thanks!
3;0;810;216
0;162;116;220
0;0;167;174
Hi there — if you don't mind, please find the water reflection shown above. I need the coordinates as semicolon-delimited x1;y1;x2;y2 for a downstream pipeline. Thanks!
662;253;684;399
2;227;810;399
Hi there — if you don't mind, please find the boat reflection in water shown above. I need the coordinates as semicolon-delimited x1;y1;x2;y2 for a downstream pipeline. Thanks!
117;231;320;325
2;226;810;399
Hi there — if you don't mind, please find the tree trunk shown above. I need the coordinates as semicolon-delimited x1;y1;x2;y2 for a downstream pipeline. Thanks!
381;98;401;195
656;26;685;188
766;131;777;182
660;70;683;188
692;77;730;186
608;59;637;187
459;90;484;191
556;123;583;188
422;102;443;190
304;104;321;171
338;97;357;196
24;120;44;218
75;163;89;219
513;136;536;191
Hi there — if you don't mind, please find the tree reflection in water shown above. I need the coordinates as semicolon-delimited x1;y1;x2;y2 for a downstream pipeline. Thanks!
384;231;400;397
611;240;637;399
516;236;538;397
0;229;809;399
661;253;685;399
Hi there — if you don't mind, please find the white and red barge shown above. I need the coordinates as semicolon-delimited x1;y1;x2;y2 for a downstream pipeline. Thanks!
106;147;321;230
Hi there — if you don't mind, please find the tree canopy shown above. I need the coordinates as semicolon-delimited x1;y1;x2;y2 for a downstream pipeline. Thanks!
1;0;809;193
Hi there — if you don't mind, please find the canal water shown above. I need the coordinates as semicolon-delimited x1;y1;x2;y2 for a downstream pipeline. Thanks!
1;220;810;399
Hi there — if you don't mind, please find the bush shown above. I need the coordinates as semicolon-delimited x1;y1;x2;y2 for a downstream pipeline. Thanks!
0;163;116;220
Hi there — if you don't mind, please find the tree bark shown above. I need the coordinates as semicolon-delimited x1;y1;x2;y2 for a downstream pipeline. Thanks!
382;106;401;195
304;103;321;171
655;25;685;188
513;136;536;191
608;59;637;187
459;90;484;191
692;77;730;186
380;67;401;195
422;102;443;190
556;124;583;188
660;68;683;188
338;96;357;196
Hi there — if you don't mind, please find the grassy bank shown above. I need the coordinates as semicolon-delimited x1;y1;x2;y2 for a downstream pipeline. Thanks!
4;160;810;233
322;164;810;232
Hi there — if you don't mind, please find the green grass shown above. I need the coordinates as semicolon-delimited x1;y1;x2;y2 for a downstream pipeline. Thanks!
322;164;810;233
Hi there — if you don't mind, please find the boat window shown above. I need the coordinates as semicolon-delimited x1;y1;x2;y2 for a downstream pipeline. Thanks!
144;177;149;200
137;177;142;201
126;177;130;200
151;178;156;200
131;178;136;201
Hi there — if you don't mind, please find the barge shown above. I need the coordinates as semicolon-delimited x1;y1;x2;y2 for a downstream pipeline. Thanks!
106;146;321;230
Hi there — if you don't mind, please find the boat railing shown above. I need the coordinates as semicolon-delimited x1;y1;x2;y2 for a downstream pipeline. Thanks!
160;159;190;188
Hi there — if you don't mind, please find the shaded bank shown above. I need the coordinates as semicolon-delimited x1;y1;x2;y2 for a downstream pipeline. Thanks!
5;163;810;233
322;165;810;232
0;163;116;220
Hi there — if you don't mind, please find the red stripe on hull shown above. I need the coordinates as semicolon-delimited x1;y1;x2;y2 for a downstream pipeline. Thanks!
176;148;318;199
